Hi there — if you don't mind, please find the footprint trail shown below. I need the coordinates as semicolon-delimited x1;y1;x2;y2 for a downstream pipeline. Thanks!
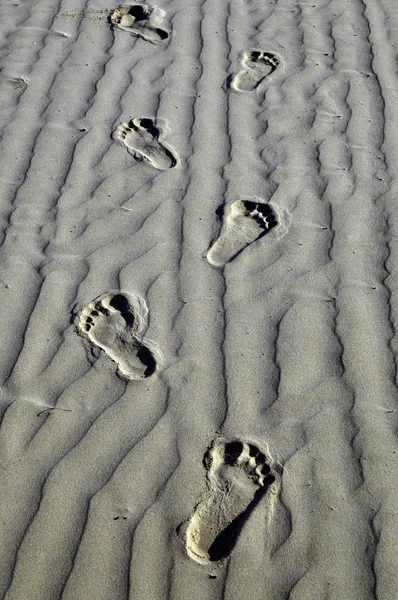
186;439;275;565
110;3;170;44
76;293;157;379
206;198;280;267
115;118;177;170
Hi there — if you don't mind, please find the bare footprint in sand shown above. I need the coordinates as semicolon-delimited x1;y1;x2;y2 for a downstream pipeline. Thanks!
186;439;276;564
110;3;170;44
230;50;280;92
76;293;156;379
206;198;284;267
114;117;177;170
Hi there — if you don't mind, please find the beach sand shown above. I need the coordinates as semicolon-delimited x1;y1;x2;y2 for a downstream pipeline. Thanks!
0;0;398;598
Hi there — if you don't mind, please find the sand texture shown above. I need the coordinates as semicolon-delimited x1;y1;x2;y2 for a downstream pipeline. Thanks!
1;0;398;598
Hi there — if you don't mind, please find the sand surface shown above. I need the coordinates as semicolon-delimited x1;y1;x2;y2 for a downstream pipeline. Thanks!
1;0;398;598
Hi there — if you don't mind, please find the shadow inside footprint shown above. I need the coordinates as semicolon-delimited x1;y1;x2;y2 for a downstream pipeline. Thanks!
249;51;262;62
136;345;156;377
207;477;275;561
223;440;244;464
263;52;279;69
153;27;169;40
127;5;147;20
163;147;178;168
109;293;135;327
137;118;160;137
244;201;278;237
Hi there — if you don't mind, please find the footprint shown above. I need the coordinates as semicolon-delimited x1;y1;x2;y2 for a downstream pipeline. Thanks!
76;293;156;379
114;117;177;170
186;439;276;564
206;198;281;267
230;50;280;92
110;3;170;44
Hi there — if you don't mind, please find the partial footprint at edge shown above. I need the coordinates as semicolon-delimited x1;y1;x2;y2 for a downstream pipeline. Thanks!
186;439;276;565
110;3;170;44
114;118;177;171
76;292;157;380
230;50;280;92
206;197;285;267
